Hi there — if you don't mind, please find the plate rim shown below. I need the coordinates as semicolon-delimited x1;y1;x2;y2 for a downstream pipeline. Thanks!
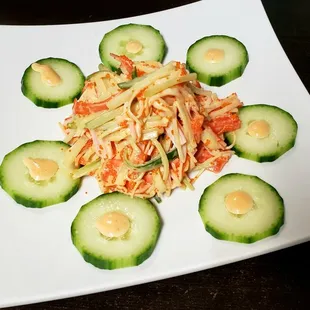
0;0;310;307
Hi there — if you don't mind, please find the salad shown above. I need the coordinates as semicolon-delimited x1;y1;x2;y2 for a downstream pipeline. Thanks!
60;56;242;200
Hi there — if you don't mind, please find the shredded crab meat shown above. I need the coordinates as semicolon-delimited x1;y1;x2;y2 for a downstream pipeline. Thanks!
61;58;242;199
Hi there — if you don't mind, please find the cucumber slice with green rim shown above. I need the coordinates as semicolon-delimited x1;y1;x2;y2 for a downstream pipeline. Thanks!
99;23;167;71
186;35;249;86
198;173;284;244
21;57;85;108
224;104;298;162
71;192;161;270
0;140;81;208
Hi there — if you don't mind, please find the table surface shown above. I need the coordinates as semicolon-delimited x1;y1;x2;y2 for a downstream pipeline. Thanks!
1;0;310;309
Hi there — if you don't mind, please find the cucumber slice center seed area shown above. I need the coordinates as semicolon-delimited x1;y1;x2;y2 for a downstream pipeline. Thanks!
124;40;144;54
204;48;225;64
224;190;254;215
23;157;59;182
247;120;271;139
95;211;131;239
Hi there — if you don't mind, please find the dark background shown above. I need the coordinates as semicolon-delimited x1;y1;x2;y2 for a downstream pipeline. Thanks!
1;0;309;309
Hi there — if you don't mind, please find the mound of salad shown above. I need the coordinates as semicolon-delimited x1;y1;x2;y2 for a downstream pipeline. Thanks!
59;55;242;200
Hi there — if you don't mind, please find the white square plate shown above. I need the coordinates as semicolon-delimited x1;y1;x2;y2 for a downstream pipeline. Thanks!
0;0;309;307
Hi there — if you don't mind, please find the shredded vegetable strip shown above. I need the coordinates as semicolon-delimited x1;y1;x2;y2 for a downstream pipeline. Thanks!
64;136;89;167
183;175;194;191
209;98;241;118
72;159;101;179
86;105;124;129
175;97;195;152
151;139;169;181
144;73;197;97
225;132;237;150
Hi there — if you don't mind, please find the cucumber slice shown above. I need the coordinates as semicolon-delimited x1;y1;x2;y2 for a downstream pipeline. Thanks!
186;35;249;86
71;192;161;270
225;104;298;162
199;173;284;243
0;140;81;208
99;23;167;71
21;57;85;108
